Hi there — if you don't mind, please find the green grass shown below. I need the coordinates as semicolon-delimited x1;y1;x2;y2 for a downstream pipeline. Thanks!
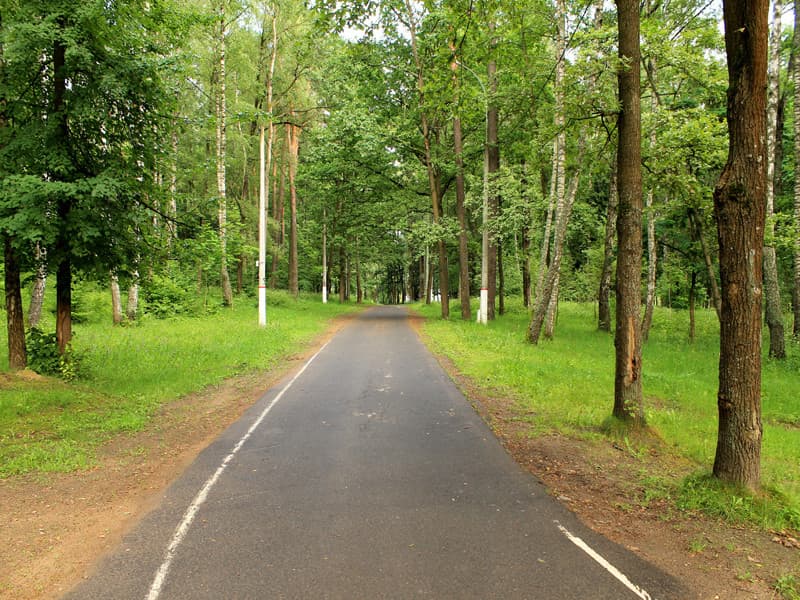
0;288;359;477
415;297;800;532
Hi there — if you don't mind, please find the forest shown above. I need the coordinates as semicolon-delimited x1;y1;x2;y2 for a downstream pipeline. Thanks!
1;0;798;499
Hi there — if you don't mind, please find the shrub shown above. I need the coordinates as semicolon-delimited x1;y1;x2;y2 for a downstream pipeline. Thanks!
25;328;83;381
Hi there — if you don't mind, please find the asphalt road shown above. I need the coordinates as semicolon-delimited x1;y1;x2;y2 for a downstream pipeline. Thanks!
65;306;687;600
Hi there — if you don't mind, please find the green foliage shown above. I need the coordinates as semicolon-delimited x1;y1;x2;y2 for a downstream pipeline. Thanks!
775;575;800;600
142;274;193;318
24;328;83;381
25;328;61;377
677;473;800;533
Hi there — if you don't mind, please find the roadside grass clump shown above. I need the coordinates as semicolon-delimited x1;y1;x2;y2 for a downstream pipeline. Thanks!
775;574;800;600
0;288;359;477
414;297;800;531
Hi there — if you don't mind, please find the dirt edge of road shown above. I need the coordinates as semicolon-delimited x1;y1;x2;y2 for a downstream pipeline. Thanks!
409;313;799;600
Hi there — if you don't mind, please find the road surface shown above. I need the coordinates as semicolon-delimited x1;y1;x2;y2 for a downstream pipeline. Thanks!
65;306;686;599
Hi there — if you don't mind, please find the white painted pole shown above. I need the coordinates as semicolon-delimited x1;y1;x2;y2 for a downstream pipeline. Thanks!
460;62;489;324
258;124;267;326
322;209;328;304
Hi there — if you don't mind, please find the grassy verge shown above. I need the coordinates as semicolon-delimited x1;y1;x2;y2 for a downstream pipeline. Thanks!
0;288;359;477
414;298;800;532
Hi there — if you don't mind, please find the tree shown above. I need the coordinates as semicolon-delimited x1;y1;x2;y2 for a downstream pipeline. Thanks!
613;0;644;424
795;0;800;339
763;0;785;358
712;0;767;490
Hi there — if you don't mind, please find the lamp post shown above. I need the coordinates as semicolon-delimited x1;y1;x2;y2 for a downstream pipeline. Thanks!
458;62;489;324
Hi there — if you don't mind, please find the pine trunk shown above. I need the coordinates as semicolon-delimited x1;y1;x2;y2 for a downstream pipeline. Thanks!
5;237;27;370
763;0;786;358
613;0;644;425
712;0;767;490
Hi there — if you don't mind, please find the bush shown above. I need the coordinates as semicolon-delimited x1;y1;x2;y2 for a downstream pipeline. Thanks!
142;274;193;318
25;328;83;381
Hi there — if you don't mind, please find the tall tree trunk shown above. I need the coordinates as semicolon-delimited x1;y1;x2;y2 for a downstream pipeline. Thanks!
168;125;178;245
498;240;505;316
127;267;140;321
763;0;786;358
356;243;363;304
536;169;556;301
688;208;722;320
56;255;72;355
598;165;618;332
110;272;123;325
486;23;499;321
5;237;27;370
287;120;300;298
642;53;659;343
405;0;447;318
613;0;644;425
712;0;767;490
453;113;471;320
28;243;47;328
338;245;346;303
794;0;800;338
522;225;532;309
54;27;72;355
216;3;233;307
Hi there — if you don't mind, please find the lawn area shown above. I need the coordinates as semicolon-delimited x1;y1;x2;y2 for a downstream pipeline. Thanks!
0;286;358;477
415;298;800;526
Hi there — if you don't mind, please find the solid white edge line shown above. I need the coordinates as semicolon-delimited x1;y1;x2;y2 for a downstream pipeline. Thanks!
554;521;654;600
145;340;332;600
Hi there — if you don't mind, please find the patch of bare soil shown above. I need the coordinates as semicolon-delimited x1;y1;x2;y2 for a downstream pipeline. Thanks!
0;316;353;600
423;342;799;600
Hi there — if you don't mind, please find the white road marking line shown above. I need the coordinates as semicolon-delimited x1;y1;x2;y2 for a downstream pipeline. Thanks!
145;341;332;600
554;521;653;600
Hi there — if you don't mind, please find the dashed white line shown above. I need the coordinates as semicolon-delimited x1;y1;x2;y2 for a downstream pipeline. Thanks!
145;340;331;600
555;521;654;600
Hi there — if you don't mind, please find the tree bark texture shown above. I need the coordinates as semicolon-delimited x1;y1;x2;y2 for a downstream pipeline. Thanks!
5;237;27;370
712;0;767;490
54;27;72;355
487;48;499;321
126;268;140;321
763;0;786;358
288;121;300;298
28;243;47;328
110;273;123;325
453;115;471;320
216;3;233;307
642;54;659;343
795;0;800;338
598;165;618;332
613;0;644;424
